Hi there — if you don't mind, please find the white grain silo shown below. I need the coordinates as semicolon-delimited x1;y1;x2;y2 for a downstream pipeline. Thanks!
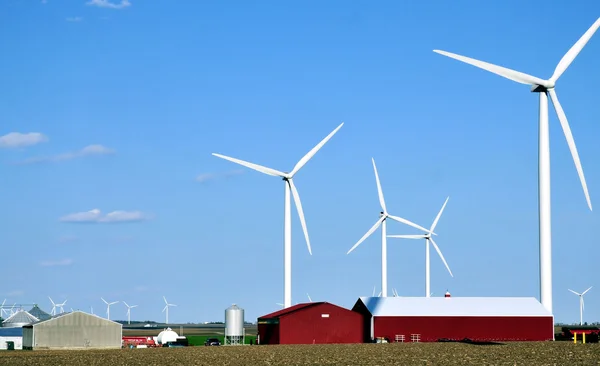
224;304;244;345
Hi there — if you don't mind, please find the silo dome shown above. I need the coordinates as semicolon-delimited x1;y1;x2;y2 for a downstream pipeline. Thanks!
157;327;178;344
2;310;39;328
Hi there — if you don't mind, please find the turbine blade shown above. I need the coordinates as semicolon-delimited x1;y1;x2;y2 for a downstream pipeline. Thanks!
582;286;593;295
430;196;450;233
551;17;600;82
212;153;286;177
101;298;108;305
162;305;167;312
378;291;382;297
433;50;547;86
307;293;312;302
372;286;376;297
548;89;592;210
163;296;168;304
387;215;431;234
568;289;581;296
289;122;344;177
387;234;426;239
123;301;129;308
371;158;387;213
288;179;312;255
347;216;385;254
429;238;453;277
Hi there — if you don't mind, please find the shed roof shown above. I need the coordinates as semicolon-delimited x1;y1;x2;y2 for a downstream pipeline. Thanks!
259;302;325;319
354;297;552;317
2;310;39;327
25;311;122;327
0;327;23;336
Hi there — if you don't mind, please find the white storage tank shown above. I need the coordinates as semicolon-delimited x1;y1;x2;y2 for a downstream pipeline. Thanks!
224;304;244;345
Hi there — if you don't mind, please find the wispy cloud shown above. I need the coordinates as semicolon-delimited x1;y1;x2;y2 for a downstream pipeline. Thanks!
196;169;245;183
86;0;131;9
58;235;79;243
60;209;150;223
5;290;24;297
66;17;83;22
16;144;114;164
40;258;73;267
0;132;48;149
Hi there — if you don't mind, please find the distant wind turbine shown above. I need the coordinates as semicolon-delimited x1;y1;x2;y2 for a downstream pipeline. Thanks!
48;297;57;316
347;158;431;297
568;286;593;326
162;296;176;324
101;297;119;320
213;123;344;308
123;302;138;325
388;196;453;297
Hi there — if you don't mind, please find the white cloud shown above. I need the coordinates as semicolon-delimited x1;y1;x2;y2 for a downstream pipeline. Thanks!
17;144;115;164
134;285;149;292
66;17;83;22
41;0;47;4
40;258;73;267
196;169;245;183
6;290;24;297
58;235;78;243
60;209;149;223
0;132;48;148
86;0;131;9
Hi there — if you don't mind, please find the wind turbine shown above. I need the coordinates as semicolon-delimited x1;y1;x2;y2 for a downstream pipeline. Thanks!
101;297;119;320
433;18;600;314
568;286;593;326
48;297;57;316
347;158;431;297
0;299;7;318
212;123;343;308
57;299;68;314
123;302;138;325
162;296;176;324
388;197;453;297
307;293;313;302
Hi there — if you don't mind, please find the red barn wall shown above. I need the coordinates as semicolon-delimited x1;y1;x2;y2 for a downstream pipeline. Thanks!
373;316;554;342
278;303;363;344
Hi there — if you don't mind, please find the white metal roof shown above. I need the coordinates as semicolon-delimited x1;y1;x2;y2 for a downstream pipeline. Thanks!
356;297;552;317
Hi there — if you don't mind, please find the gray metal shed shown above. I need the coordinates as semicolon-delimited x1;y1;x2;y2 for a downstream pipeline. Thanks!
22;311;122;350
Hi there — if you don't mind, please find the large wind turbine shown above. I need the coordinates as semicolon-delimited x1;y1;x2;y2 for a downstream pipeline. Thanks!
388;197;453;297
212;123;343;308
162;296;176;324
123;301;138;325
101;297;119;320
347;158;431;297
433;18;600;314
568;286;593;326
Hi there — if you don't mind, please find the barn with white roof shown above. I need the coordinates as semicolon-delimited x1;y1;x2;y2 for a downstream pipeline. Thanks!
352;295;554;342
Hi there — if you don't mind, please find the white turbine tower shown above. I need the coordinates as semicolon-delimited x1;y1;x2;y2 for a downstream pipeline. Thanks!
212;123;343;308
568;286;593;326
123;302;138;325
433;18;599;314
347;158;431;297
101;297;119;320
162;296;176;324
48;297;58;316
388;197;453;297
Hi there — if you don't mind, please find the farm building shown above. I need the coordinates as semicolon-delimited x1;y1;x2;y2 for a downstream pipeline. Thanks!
28;305;52;321
257;302;363;345
352;296;554;342
2;310;39;328
0;327;23;350
23;311;122;350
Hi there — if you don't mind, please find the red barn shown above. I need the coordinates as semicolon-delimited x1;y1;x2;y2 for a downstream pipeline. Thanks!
352;296;554;342
257;302;363;345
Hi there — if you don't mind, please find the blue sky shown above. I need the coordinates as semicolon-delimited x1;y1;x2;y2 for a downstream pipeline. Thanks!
1;0;600;325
